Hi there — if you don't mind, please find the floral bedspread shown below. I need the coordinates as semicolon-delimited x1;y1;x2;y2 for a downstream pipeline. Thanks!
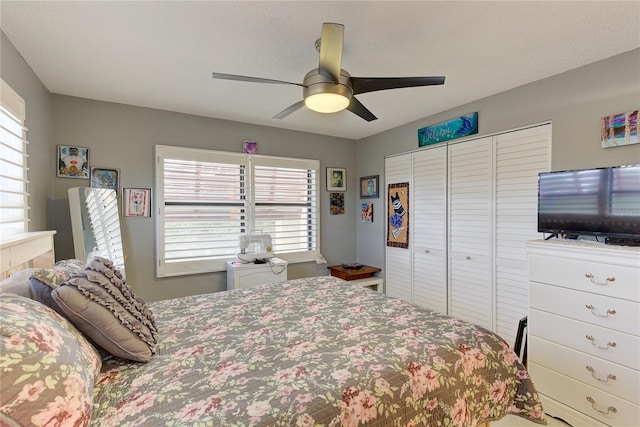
91;276;545;426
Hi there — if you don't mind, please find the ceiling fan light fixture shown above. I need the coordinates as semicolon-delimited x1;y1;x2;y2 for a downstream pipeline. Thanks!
304;92;350;113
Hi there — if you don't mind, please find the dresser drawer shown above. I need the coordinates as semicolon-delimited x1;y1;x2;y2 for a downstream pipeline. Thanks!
529;309;640;369
530;336;640;402
530;282;640;335
530;363;640;426
528;254;640;302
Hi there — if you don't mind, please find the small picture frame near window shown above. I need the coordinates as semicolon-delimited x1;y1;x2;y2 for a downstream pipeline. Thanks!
123;188;151;218
90;167;120;193
360;175;379;199
326;167;346;192
57;145;89;179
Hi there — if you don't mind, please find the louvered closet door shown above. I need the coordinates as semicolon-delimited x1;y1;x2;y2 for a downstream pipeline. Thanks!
412;146;447;313
448;137;494;330
385;153;412;302
495;124;550;342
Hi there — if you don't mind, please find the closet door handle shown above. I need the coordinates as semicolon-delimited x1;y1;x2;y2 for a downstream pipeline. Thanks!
585;334;617;350
586;397;617;415
585;304;616;318
584;273;615;286
585;366;617;383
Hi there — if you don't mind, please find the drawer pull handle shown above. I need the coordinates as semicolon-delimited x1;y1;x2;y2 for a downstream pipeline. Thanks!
424;249;430;253
465;256;471;260
585;365;617;382
585;334;617;350
585;304;617;318
586;396;617;415
584;273;615;286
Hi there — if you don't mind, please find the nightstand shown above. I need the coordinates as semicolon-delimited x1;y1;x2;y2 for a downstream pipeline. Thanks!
327;265;383;293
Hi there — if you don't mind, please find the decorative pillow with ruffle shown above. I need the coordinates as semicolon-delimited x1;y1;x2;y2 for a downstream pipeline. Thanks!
51;257;158;362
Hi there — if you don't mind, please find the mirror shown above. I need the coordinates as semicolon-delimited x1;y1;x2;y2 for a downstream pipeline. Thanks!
68;187;126;277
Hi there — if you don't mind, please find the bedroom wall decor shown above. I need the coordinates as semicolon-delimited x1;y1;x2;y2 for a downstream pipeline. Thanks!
329;192;344;215
601;110;639;148
361;203;373;223
386;182;409;248
90;167;120;193
359;175;379;198
326;167;346;191
417;112;478;147
57;145;89;178
123;188;151;218
242;140;257;154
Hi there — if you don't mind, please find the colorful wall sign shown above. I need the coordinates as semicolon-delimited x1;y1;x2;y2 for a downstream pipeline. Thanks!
417;112;478;147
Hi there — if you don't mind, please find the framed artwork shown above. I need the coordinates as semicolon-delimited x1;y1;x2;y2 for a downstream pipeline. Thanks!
123;188;151;218
326;167;346;191
90;167;120;193
329;192;345;215
359;175;379;198
601;110;639;148
57;145;89;178
243;140;258;154
361;203;373;223
387;182;409;248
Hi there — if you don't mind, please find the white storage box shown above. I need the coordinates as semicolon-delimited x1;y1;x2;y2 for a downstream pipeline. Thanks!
226;257;288;290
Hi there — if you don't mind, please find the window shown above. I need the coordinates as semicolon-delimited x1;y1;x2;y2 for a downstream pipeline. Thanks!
155;145;319;277
0;80;28;236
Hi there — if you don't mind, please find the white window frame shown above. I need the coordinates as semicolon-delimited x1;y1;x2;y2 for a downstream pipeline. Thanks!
155;145;320;277
0;79;29;235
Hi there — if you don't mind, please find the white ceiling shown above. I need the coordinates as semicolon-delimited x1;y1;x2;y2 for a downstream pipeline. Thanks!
2;1;639;140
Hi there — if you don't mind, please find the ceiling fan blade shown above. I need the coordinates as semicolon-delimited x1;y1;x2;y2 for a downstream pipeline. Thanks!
273;100;306;120
212;72;304;87
346;97;377;122
351;76;445;95
318;23;344;83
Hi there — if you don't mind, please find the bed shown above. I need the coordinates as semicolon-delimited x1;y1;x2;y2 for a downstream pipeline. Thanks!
1;234;546;427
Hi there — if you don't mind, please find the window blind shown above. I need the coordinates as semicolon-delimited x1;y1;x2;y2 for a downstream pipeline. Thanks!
155;146;319;277
0;80;28;235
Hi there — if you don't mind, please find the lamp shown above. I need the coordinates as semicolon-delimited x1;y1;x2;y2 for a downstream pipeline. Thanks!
304;92;350;113
302;69;353;114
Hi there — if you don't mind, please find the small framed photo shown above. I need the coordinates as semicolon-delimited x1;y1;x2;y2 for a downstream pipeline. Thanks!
123;188;151;218
361;203;373;223
326;167;346;191
242;140;258;154
360;175;379;199
90;167;120;193
57;145;89;178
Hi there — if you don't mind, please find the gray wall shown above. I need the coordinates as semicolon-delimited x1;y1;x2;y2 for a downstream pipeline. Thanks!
50;95;357;301
1;31;52;232
354;48;640;272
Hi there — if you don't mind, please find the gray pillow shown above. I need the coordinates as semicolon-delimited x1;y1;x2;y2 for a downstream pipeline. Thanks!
0;268;38;298
28;259;86;316
52;257;158;362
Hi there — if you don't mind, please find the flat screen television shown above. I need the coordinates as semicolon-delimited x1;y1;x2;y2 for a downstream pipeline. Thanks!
537;165;640;244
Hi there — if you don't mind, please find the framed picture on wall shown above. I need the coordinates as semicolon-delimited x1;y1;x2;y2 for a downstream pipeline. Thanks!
123;188;151;218
90;167;120;193
327;167;346;191
359;175;379;198
57;145;89;178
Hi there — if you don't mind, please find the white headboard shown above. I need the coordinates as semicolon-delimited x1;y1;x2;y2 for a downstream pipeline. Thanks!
0;231;56;277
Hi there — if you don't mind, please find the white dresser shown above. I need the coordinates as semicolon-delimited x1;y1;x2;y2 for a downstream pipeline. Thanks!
226;258;288;290
527;239;640;426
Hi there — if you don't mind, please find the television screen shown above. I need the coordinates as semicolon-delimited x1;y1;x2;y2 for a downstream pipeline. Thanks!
538;165;640;241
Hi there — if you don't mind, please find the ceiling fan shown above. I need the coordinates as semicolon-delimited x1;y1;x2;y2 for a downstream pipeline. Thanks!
212;23;445;122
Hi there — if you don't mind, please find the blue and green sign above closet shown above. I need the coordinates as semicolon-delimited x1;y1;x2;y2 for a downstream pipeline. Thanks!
417;112;478;146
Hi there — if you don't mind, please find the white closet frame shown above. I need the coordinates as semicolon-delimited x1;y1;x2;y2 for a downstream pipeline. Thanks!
384;122;551;342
